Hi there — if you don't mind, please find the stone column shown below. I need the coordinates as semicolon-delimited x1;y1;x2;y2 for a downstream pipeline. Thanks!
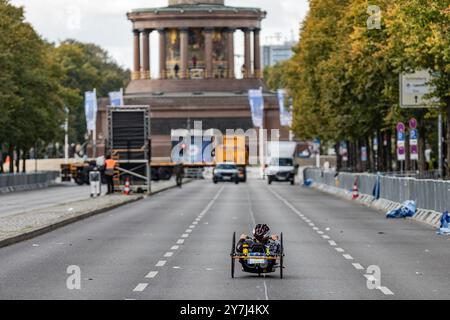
243;28;252;79
142;30;150;79
158;29;166;79
253;28;261;79
204;28;214;78
227;28;235;79
133;30;141;80
180;28;189;79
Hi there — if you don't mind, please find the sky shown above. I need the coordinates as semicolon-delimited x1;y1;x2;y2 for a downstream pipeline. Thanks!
10;0;309;74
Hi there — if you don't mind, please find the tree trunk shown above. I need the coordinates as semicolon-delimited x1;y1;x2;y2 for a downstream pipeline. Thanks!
335;142;342;171
0;146;3;174
386;130;393;172
366;135;372;172
446;100;450;179
8;144;14;173
15;147;20;173
22;148;27;173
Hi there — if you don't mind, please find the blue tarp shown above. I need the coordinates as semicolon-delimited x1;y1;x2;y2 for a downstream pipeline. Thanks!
437;211;450;235
303;179;313;187
386;201;417;219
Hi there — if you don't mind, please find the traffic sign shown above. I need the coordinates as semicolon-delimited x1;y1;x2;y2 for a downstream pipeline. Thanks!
400;69;439;108
397;122;405;132
409;118;417;129
410;129;418;140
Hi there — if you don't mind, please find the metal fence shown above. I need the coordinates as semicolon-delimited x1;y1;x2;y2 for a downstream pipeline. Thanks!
304;168;450;213
0;171;59;191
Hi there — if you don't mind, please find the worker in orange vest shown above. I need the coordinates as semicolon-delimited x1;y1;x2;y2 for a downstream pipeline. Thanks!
104;155;118;194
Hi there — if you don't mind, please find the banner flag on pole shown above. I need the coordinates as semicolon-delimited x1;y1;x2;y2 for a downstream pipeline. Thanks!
109;88;124;107
85;89;97;132
277;89;293;127
248;88;264;128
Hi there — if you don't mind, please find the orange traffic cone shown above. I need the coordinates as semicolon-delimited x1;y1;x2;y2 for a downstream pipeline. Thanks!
352;179;359;200
123;178;131;195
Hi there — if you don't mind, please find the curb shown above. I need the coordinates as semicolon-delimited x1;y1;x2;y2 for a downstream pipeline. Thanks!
309;182;443;229
0;180;193;249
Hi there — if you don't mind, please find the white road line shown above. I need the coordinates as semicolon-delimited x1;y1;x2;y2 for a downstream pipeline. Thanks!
186;229;193;233
193;222;198;225
164;252;174;258
182;234;190;238
177;239;185;244
328;240;337;246
313;227;319;231
322;235;330;240
145;271;158;279
189;225;196;229
156;260;166;267
378;286;394;295
267;186;395;297
133;283;148;292
246;188;257;226
263;281;269;301
352;263;364;270
171;245;180;250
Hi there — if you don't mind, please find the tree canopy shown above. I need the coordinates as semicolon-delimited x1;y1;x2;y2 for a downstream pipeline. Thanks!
266;0;450;175
0;0;130;172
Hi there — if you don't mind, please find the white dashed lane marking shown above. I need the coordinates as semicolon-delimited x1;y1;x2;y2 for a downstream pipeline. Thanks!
129;186;226;297
352;263;364;270
267;186;396;296
133;283;148;292
145;271;158;279
156;260;167;267
378;286;394;295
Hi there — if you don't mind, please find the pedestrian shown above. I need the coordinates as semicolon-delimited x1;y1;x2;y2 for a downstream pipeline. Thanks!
89;167;101;198
174;64;180;78
175;163;184;188
104;155;118;194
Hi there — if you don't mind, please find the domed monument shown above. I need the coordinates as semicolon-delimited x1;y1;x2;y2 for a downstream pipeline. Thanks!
96;0;288;158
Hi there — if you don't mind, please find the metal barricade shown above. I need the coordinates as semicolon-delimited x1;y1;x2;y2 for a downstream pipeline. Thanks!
303;168;450;213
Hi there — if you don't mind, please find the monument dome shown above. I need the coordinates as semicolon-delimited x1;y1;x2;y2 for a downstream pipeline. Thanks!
169;0;225;5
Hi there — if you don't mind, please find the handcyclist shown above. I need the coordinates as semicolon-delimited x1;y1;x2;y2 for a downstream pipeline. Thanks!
236;224;281;256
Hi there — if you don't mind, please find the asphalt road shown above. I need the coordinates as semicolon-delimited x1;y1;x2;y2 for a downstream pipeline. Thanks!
0;178;450;300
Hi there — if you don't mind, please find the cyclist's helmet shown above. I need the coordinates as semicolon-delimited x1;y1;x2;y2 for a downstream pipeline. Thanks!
253;224;271;243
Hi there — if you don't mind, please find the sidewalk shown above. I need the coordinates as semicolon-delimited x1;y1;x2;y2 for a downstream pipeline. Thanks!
0;179;187;248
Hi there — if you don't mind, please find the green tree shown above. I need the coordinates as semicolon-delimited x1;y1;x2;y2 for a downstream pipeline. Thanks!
52;40;130;144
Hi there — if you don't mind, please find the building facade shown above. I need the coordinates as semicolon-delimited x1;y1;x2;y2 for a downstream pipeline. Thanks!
96;0;289;160
262;41;296;68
